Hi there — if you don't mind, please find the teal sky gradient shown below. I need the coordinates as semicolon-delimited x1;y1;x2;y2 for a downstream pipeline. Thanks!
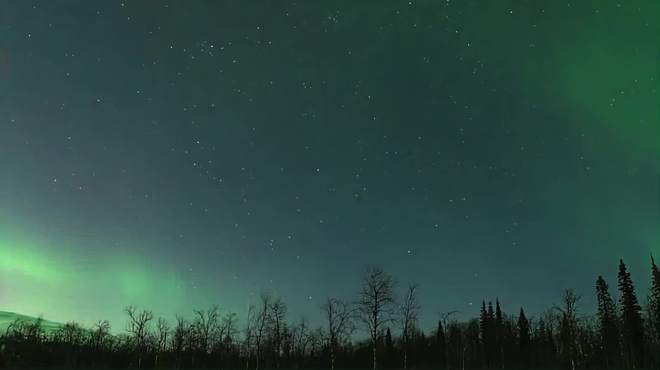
0;1;658;330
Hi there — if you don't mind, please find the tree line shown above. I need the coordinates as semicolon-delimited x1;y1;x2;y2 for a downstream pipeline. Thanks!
2;257;660;369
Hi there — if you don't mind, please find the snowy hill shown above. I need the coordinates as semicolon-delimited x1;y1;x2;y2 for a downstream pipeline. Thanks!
0;311;64;334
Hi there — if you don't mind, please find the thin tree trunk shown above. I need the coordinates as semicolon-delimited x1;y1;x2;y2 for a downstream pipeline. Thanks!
404;349;408;370
330;347;336;370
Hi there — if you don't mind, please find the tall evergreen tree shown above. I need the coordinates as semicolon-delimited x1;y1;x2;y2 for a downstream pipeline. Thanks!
480;302;488;366
488;302;495;322
480;301;496;368
435;320;447;370
480;301;489;339
518;307;531;369
494;300;504;368
618;259;645;369
595;275;621;368
649;255;660;346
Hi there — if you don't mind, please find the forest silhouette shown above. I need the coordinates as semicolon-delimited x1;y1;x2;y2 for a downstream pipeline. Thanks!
1;258;660;370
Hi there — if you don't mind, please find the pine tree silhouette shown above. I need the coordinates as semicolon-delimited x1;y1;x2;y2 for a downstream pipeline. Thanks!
518;307;531;369
618;259;645;368
435;320;447;370
480;301;494;368
494;300;503;368
596;275;621;368
649;255;660;348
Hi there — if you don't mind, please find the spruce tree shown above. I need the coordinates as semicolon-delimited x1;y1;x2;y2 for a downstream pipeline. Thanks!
650;255;660;346
480;301;489;334
435;320;447;370
618;259;645;368
595;275;621;368
480;301;496;368
495;300;503;368
518;307;531;369
480;301;490;367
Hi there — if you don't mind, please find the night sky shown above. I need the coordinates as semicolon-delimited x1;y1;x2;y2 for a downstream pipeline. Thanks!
1;1;658;329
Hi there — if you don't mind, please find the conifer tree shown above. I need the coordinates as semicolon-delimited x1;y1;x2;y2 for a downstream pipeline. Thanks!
480;301;495;368
494;300;503;368
649;255;660;346
435;320;447;370
595;275;621;368
480;301;489;339
518;307;531;369
618;259;645;368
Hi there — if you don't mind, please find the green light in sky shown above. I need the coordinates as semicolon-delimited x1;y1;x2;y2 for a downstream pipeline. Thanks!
0;242;65;284
457;2;659;159
0;232;189;328
556;29;659;156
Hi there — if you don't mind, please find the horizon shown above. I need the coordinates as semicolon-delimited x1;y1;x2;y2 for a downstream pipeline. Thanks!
1;255;658;334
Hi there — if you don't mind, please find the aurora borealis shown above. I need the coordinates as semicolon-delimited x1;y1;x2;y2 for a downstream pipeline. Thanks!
0;1;658;329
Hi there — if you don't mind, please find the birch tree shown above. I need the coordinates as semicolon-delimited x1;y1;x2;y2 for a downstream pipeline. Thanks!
358;267;396;370
399;283;420;370
322;298;354;370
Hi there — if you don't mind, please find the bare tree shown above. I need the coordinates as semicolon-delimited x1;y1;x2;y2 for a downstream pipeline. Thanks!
307;327;326;359
56;320;86;367
154;317;170;367
399;283;421;370
155;318;170;352
555;289;581;370
57;321;85;346
124;305;154;369
322;298;355;370
291;317;314;365
269;297;288;368
244;305;256;370
254;293;272;370
220;311;239;346
91;320;111;351
172;315;190;368
193;306;221;355
439;310;459;332
358;267;396;370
